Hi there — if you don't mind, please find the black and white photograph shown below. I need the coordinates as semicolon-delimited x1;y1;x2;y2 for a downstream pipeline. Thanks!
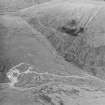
0;0;105;105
